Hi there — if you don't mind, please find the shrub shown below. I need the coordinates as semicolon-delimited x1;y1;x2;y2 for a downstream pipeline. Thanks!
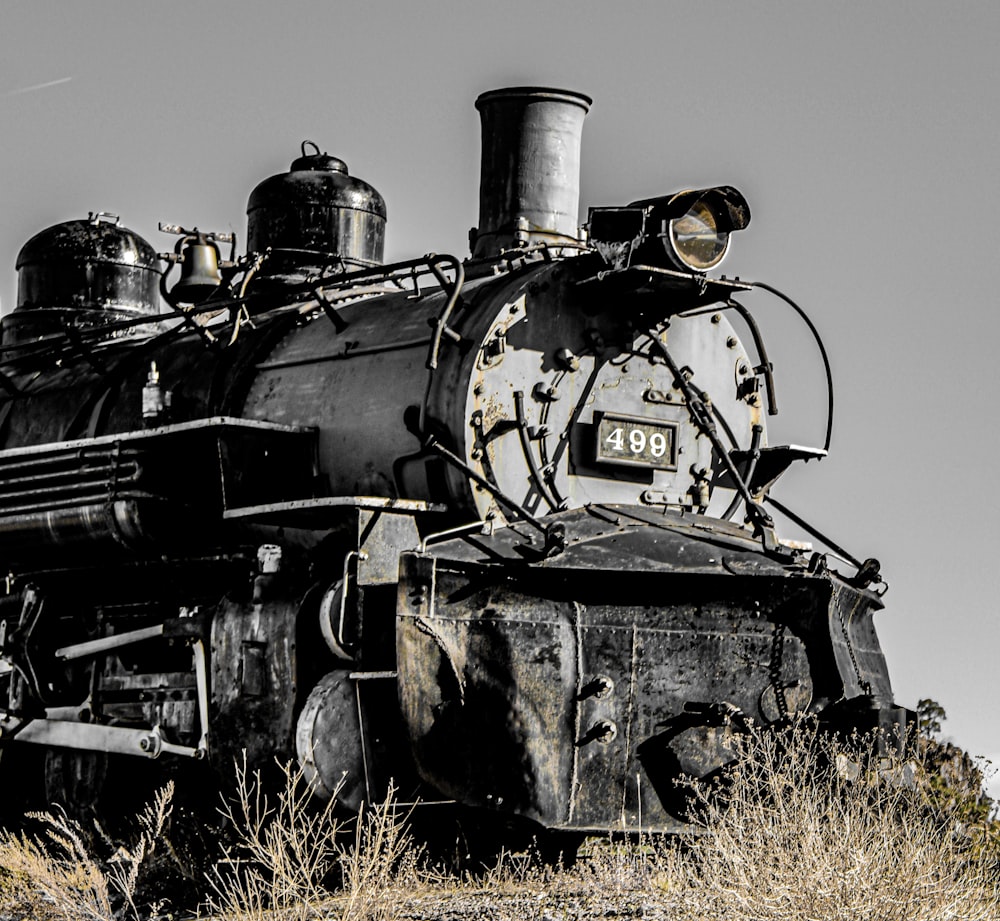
0;781;173;921
657;721;1000;921
206;758;420;921
2;722;997;920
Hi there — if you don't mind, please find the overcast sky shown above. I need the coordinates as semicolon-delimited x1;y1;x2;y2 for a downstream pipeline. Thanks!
2;1;998;786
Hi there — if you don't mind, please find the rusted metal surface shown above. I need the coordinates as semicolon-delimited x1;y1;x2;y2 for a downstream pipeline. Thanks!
395;507;897;831
210;596;301;771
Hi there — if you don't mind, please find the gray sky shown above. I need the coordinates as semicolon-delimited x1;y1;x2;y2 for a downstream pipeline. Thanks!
2;1;999;784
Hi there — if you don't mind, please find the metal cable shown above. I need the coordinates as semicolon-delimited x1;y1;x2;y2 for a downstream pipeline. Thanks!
750;281;834;451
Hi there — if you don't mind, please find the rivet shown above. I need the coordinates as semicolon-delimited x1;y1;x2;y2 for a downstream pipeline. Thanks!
591;719;618;744
594;675;614;698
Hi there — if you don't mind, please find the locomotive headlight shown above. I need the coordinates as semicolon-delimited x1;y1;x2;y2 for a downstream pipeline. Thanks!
590;186;750;274
668;199;730;271
654;186;750;273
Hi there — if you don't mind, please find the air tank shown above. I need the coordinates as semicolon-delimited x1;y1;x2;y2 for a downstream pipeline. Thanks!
246;142;386;287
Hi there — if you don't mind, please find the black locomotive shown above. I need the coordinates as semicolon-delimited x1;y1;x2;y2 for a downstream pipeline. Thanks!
0;87;909;833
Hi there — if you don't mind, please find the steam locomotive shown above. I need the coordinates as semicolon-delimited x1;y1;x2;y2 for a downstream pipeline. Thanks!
0;87;909;833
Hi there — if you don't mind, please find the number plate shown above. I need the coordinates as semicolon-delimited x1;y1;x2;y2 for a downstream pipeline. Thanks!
595;413;678;470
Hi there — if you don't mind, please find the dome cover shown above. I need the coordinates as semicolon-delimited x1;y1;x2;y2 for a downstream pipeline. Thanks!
246;142;386;278
15;212;161;315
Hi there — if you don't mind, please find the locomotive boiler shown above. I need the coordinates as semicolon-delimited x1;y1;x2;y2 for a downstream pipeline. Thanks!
0;87;909;834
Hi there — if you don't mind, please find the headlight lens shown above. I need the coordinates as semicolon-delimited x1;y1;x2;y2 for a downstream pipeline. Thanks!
669;200;729;270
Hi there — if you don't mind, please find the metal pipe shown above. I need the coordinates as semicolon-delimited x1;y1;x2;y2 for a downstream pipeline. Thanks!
0;462;140;493
472;87;591;258
763;494;863;570
751;280;834;451
513;390;560;512
722;423;763;521
425;255;466;370
725;299;778;416
55;623;166;661
422;435;560;550
0;493;148;517
0;449;139;473
647;333;778;549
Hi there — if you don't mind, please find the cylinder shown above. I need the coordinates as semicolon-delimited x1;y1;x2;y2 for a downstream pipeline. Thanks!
472;87;591;259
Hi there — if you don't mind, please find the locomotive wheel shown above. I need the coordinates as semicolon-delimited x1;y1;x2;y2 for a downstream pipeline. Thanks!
42;748;214;836
44;749;147;832
42;747;223;910
296;670;367;811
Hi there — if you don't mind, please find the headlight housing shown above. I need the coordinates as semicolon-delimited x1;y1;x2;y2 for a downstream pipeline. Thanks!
589;186;750;273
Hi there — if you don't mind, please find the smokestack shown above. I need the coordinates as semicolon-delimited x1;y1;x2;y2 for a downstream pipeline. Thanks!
472;87;592;259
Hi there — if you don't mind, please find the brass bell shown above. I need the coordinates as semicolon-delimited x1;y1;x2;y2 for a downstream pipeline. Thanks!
170;237;222;304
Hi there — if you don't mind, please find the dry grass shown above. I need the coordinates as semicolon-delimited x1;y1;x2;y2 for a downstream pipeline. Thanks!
2;724;998;920
388;723;1000;921
205;758;341;919
205;759;421;921
0;781;173;921
658;725;1000;921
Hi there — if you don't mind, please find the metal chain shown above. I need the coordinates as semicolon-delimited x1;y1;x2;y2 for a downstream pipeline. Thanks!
837;593;872;695
768;620;789;722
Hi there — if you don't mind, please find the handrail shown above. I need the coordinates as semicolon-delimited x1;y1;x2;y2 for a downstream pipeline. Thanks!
0;252;467;372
